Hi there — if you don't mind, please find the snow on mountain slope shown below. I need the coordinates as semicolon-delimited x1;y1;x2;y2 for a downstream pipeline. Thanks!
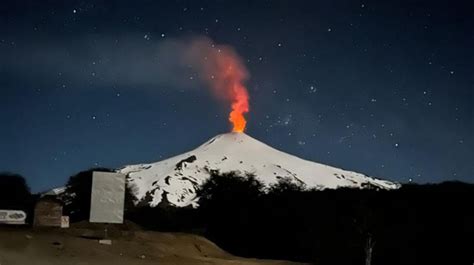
119;133;399;207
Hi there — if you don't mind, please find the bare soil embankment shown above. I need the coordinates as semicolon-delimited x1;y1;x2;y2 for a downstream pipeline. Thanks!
0;226;306;265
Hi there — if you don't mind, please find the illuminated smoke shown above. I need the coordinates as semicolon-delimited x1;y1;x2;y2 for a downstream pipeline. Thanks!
183;37;250;132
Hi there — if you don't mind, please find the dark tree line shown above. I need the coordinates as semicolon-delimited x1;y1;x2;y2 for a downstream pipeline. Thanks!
0;172;33;211
129;172;474;265
0;172;35;224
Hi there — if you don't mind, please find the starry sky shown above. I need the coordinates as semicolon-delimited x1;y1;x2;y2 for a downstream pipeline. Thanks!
1;0;472;192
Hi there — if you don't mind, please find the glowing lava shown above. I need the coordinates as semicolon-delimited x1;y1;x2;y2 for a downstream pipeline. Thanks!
229;83;249;132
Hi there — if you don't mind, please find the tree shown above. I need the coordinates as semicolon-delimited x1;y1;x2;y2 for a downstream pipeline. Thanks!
0;172;32;210
197;171;265;255
268;177;306;194
198;171;264;205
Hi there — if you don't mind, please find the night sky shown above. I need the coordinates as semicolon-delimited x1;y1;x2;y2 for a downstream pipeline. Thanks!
1;0;472;192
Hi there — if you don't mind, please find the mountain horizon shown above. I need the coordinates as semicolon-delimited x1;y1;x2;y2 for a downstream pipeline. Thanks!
119;132;400;207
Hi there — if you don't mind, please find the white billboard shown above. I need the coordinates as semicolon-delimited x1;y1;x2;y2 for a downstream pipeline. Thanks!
89;172;126;224
0;210;27;225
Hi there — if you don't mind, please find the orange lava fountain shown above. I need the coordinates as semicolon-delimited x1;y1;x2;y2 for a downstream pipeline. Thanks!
186;37;250;132
229;83;249;132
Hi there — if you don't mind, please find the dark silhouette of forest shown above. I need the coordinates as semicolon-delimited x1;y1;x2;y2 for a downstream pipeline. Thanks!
0;172;33;211
1;170;472;265
128;172;474;265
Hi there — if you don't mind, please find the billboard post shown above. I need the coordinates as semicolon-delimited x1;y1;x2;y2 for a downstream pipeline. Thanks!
89;171;126;243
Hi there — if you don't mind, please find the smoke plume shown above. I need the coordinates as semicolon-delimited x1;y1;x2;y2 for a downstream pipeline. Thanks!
1;35;251;132
171;37;250;132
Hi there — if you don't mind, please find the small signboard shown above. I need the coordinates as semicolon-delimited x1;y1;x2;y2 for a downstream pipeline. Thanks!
61;216;70;228
89;172;126;224
0;210;27;225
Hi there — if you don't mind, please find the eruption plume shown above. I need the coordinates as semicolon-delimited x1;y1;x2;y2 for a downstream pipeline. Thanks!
183;37;250;132
2;36;250;131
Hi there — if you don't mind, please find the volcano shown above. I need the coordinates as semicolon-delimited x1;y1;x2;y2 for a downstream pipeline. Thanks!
119;133;399;207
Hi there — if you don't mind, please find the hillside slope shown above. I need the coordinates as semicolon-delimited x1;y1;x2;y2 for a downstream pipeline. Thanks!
0;227;304;265
120;133;399;207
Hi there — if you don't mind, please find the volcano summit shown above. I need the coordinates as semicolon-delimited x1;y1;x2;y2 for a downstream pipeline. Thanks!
120;133;399;207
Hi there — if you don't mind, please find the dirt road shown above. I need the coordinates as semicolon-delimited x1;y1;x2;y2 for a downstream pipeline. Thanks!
0;227;305;265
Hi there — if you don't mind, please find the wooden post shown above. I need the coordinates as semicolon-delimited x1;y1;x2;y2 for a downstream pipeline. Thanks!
365;233;375;265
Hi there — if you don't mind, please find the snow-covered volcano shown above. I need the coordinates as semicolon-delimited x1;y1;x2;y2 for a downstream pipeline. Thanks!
120;133;399;207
